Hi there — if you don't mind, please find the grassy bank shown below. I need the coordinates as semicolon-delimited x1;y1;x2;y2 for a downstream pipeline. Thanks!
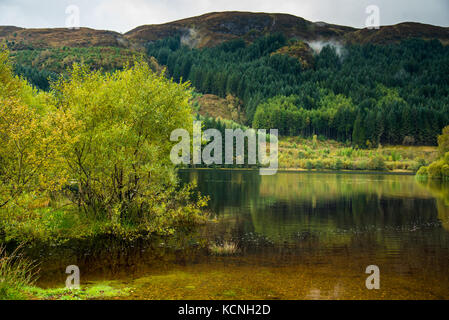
0;244;131;300
278;137;438;172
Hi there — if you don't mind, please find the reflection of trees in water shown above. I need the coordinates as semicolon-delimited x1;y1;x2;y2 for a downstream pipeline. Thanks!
249;195;440;241
417;179;449;231
179;169;263;243
258;173;434;202
33;171;449;286
179;169;262;215
29;232;206;287
184;170;449;263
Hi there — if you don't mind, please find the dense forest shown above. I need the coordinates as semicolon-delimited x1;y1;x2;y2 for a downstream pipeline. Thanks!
11;33;449;147
146;34;449;146
13;63;57;90
8;46;140;91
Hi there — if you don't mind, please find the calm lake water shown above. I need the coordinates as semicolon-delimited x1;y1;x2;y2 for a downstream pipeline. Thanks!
36;170;449;299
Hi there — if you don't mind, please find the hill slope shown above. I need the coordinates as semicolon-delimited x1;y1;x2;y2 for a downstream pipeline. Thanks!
1;11;448;50
1;11;448;146
346;22;449;45
125;11;356;48
0;27;129;49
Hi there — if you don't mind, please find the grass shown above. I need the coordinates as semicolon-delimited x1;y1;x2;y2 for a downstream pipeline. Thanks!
0;244;131;300
209;241;239;256
278;136;438;173
0;203;116;244
0;244;39;300
24;282;131;300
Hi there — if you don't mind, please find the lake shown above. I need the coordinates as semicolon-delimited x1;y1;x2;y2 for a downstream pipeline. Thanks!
36;169;449;299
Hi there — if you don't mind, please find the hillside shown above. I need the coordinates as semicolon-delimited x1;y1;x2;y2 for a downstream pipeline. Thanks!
271;40;314;69
1;11;449;148
1;11;448;50
125;11;355;48
0;27;130;50
346;22;449;45
193;93;247;124
126;12;449;48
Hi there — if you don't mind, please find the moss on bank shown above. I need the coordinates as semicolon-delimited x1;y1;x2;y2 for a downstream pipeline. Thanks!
3;282;131;300
0;242;132;300
23;282;131;300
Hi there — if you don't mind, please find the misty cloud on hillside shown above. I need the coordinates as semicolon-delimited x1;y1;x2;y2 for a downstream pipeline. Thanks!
306;41;344;57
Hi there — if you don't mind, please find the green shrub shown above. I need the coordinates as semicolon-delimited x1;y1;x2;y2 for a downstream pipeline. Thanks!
315;160;324;170
438;126;449;156
416;166;429;176
356;160;368;170
305;160;313;170
338;148;354;158
323;159;333;169
390;151;401;161
442;164;449;180
411;158;427;172
297;151;306;159
392;161;405;170
367;156;387;171
344;160;353;169
335;159;343;170
428;161;443;178
312;135;318;149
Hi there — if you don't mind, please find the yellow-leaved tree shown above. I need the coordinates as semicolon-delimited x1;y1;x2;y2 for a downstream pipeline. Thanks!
52;61;203;225
0;45;77;208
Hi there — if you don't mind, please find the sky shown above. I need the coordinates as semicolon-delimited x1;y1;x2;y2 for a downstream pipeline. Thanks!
0;0;448;34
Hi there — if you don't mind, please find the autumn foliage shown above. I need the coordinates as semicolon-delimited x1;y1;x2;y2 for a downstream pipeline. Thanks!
0;45;207;237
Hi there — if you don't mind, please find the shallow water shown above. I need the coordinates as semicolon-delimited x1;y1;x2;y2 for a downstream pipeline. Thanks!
36;170;449;299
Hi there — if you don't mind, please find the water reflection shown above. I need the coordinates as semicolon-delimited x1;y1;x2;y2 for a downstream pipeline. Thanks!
181;170;448;241
180;170;449;282
35;170;449;299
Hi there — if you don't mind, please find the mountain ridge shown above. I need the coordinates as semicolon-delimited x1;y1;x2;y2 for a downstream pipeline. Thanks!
1;11;449;49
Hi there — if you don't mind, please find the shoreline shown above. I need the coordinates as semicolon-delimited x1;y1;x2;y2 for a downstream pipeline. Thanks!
180;167;416;176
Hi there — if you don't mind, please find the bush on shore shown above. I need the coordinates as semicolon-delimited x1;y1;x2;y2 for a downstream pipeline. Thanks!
0;45;208;244
416;126;449;181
